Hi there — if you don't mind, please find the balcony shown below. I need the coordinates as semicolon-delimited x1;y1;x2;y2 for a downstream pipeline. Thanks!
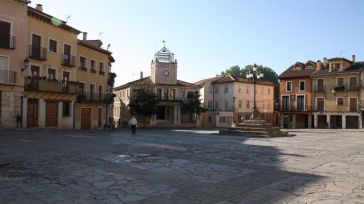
24;77;77;94
348;85;360;91
333;85;345;92
90;69;96;73
77;92;114;104
29;45;47;61
0;34;15;49
79;66;88;71
280;105;312;112
314;86;325;92
99;70;105;75
313;106;325;112
61;54;76;67
0;70;16;84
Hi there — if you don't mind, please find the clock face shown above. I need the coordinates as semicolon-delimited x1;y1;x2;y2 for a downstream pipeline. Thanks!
163;70;169;76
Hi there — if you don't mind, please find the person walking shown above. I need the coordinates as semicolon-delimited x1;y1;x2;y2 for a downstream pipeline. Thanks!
129;115;138;135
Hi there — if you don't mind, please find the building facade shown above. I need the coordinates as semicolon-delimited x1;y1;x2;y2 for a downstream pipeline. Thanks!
312;56;363;129
278;61;316;128
0;0;28;128
113;46;201;128
74;34;115;129
197;75;275;128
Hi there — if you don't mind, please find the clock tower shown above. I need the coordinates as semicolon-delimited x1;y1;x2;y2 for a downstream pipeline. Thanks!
151;44;177;84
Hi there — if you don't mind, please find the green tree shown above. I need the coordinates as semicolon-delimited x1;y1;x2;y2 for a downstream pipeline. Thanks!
128;88;157;127
181;92;207;121
220;65;242;76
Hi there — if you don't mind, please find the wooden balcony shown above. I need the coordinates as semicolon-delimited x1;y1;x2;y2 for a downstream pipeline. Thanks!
24;77;77;94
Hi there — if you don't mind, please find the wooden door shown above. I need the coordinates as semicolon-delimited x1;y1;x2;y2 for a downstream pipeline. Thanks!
30;66;39;90
81;108;91;129
349;98;357;112
90;84;95;100
27;99;38;127
98;108;102;128
45;101;58;127
32;34;41;57
63;44;71;62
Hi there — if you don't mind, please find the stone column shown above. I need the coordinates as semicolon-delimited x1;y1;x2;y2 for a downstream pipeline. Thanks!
280;114;285;128
342;114;346;129
313;114;318;128
292;114;297;129
307;114;312;128
358;114;362;129
174;105;181;125
22;97;27;128
39;99;46;128
326;114;330;129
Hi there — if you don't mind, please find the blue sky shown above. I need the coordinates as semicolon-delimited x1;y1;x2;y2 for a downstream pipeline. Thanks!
30;0;364;86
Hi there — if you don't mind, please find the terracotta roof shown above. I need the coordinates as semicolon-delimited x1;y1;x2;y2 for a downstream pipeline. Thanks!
194;76;221;85
78;40;112;55
28;7;81;34
327;57;352;63
114;77;201;91
209;75;274;86
313;61;364;76
278;62;316;79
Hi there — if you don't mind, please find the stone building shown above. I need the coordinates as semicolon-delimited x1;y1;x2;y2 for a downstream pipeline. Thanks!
312;55;363;129
0;0;28;128
278;61;316;128
197;75;275;128
113;45;201;127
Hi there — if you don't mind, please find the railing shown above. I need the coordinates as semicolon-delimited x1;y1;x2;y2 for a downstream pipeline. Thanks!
349;106;358;112
280;105;312;112
77;92;114;103
24;77;77;94
0;70;17;84
90;69;96;73
314;86;325;92
313;107;325;112
0;34;15;49
332;85;345;92
348;85;360;91
99;70;105;75
29;45;47;60
79;66;88;71
155;96;196;102
61;54;76;67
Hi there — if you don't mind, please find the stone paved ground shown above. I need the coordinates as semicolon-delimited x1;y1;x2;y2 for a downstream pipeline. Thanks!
0;128;363;204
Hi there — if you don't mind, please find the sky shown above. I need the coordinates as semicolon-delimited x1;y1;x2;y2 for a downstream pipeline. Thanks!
30;0;364;86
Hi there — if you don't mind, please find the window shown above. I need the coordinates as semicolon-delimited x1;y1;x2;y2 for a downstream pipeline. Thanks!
299;80;305;91
99;85;103;99
208;101;213;109
286;81;292;92
337;98;344;106
238;100;242;108
0;20;12;49
297;95;304;110
337;78;344;86
79;56;86;68
294;65;301;70
208;116;212;123
349;98;357;112
99;62;104;72
48;68;56;80
268;88;271;95
349;77;358;90
157;89;162;100
208;85;213;93
215;101;219;109
214;86;219;93
224;84;228;93
317;79;324;91
224;100;228;110
91;60;96;70
219;116;226;123
306;65;313;69
246;100;250;108
63;102;71;117
317;98;325;111
0;56;9;70
49;39;57;53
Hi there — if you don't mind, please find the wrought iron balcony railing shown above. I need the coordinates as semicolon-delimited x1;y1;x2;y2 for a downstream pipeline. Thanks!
0;70;16;84
79;66;88;71
90;69;97;73
77;92;114;104
24;77;77;94
61;54;76;67
29;45;47;60
0;34;15;49
280;105;312;112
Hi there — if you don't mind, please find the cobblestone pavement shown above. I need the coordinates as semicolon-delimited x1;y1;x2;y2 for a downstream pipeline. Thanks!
0;128;363;204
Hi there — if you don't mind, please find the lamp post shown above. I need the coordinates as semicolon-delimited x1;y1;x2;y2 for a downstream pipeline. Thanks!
246;64;264;119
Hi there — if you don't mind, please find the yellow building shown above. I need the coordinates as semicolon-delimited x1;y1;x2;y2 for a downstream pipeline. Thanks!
23;4;80;128
312;55;363;129
74;33;115;129
0;0;28;128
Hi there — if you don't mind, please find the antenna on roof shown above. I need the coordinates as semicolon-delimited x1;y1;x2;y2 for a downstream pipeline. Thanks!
107;44;111;51
65;15;71;23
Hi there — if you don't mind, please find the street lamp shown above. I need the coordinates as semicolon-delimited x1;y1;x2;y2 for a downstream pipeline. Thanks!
246;64;264;119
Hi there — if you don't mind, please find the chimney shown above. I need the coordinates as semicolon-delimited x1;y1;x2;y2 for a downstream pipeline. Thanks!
35;4;43;12
82;32;88;41
323;57;327;69
352;54;356;63
140;71;143;79
316;60;321;70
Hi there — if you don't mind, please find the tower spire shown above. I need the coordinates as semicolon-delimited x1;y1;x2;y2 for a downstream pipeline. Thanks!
162;40;166;48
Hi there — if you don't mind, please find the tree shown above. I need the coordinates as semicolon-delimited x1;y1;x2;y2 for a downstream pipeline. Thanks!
181;92;207;121
220;65;242;76
128;88;157;127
